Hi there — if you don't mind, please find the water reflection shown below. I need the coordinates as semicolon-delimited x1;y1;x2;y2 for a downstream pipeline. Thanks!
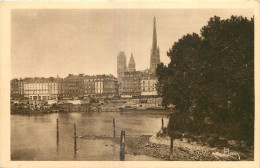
73;139;77;160
11;111;169;161
56;139;59;158
73;123;77;160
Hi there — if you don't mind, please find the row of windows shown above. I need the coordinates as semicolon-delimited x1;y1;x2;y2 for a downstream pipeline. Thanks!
11;91;19;93
64;90;80;92
84;91;95;94
142;81;156;83
84;85;95;87
25;85;48;87
141;84;156;87
63;84;78;86
25;83;57;85
24;87;59;89
84;84;95;86
24;88;61;91
64;88;78;90
25;91;55;94
123;81;139;84
26;81;56;83
83;79;115;82
122;88;140;90
84;79;95;82
122;88;156;91
142;88;156;91
122;86;140;88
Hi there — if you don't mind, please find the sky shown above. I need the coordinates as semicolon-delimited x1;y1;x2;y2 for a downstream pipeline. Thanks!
11;9;253;79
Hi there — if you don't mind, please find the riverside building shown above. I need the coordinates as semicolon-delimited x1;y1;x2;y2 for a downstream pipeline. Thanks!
11;78;19;99
11;78;25;99
94;75;104;96
102;74;119;98
23;77;62;100
83;74;118;98
63;74;84;99
141;73;157;96
83;75;96;97
121;71;142;98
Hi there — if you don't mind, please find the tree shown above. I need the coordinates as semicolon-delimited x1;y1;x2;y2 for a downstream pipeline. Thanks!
200;16;254;126
157;15;254;143
156;33;202;114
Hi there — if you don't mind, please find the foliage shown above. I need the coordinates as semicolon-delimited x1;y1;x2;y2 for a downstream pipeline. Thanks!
156;15;254;144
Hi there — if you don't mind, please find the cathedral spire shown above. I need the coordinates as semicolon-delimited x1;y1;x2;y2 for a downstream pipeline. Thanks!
152;17;157;51
150;17;160;73
128;53;136;72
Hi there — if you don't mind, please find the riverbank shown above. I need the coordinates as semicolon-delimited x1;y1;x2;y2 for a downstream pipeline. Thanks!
11;97;166;114
11;109;174;116
112;134;253;161
80;133;253;161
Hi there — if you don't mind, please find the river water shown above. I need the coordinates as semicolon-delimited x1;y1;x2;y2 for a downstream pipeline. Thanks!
11;111;170;161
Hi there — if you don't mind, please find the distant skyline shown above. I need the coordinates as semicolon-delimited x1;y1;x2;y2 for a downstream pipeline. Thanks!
11;9;253;79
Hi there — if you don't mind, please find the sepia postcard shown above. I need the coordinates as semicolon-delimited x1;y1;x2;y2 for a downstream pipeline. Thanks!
0;0;260;168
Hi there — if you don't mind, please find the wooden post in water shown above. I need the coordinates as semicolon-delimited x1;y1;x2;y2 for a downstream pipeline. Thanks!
67;104;69;112
56;118;59;143
162;118;164;129
170;137;173;160
74;123;77;155
113;119;115;138
120;130;125;161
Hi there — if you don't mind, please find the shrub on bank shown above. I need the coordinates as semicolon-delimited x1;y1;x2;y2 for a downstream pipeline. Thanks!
167;112;253;150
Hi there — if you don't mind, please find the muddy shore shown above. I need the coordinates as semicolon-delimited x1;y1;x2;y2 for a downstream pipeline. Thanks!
80;134;253;161
120;135;253;161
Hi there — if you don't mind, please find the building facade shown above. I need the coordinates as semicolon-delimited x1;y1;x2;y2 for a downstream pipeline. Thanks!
11;78;25;99
24;77;62;100
93;74;119;98
103;74;119;98
141;73;158;96
121;71;142;98
83;75;96;97
10;78;19;99
95;75;104;96
18;79;25;97
11;74;118;100
63;74;84;99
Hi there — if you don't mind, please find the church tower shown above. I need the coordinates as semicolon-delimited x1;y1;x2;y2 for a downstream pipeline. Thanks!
117;51;127;83
128;53;136;72
150;17;160;73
